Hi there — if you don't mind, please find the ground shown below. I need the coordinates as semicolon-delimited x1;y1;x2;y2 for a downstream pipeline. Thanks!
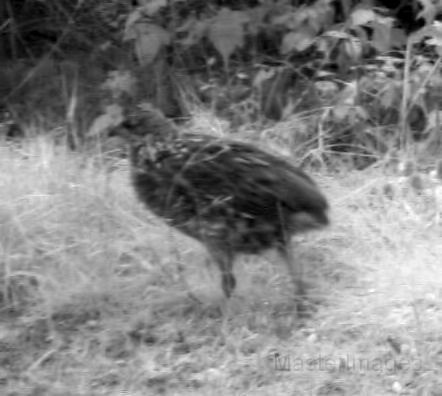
1;136;442;396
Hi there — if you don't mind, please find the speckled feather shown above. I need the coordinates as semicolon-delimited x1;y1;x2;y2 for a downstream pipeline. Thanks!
111;108;329;298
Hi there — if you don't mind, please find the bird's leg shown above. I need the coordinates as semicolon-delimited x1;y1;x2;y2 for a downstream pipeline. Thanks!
207;248;236;321
210;249;236;298
278;242;306;315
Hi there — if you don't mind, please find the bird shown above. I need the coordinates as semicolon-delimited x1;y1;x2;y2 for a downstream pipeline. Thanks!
109;106;329;308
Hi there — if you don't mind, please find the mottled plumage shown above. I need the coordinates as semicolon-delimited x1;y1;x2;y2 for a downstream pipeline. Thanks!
111;108;329;304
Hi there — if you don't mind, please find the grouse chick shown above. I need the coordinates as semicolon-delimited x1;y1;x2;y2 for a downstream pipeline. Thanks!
111;108;329;302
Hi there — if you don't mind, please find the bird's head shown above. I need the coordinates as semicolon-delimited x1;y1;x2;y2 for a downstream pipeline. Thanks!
108;107;178;144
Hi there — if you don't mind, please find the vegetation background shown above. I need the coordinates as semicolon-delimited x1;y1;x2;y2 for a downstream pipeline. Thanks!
1;0;442;395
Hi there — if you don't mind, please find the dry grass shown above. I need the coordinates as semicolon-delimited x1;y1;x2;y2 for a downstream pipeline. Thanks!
1;133;442;396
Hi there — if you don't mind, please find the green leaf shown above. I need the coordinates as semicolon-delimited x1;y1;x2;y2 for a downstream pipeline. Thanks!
323;30;352;39
180;20;208;47
252;69;276;88
417;0;437;26
208;8;248;68
372;21;393;52
333;105;351;121
124;9;144;40
379;82;396;109
390;28;407;48
88;105;124;137
344;37;362;61
338;81;358;106
101;71;136;98
351;8;376;26
281;30;315;53
133;24;171;65
138;0;168;16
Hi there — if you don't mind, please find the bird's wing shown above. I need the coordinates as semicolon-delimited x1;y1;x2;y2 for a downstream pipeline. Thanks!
166;137;328;215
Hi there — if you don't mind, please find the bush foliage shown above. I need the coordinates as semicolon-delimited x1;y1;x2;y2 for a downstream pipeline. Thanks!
1;0;442;166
